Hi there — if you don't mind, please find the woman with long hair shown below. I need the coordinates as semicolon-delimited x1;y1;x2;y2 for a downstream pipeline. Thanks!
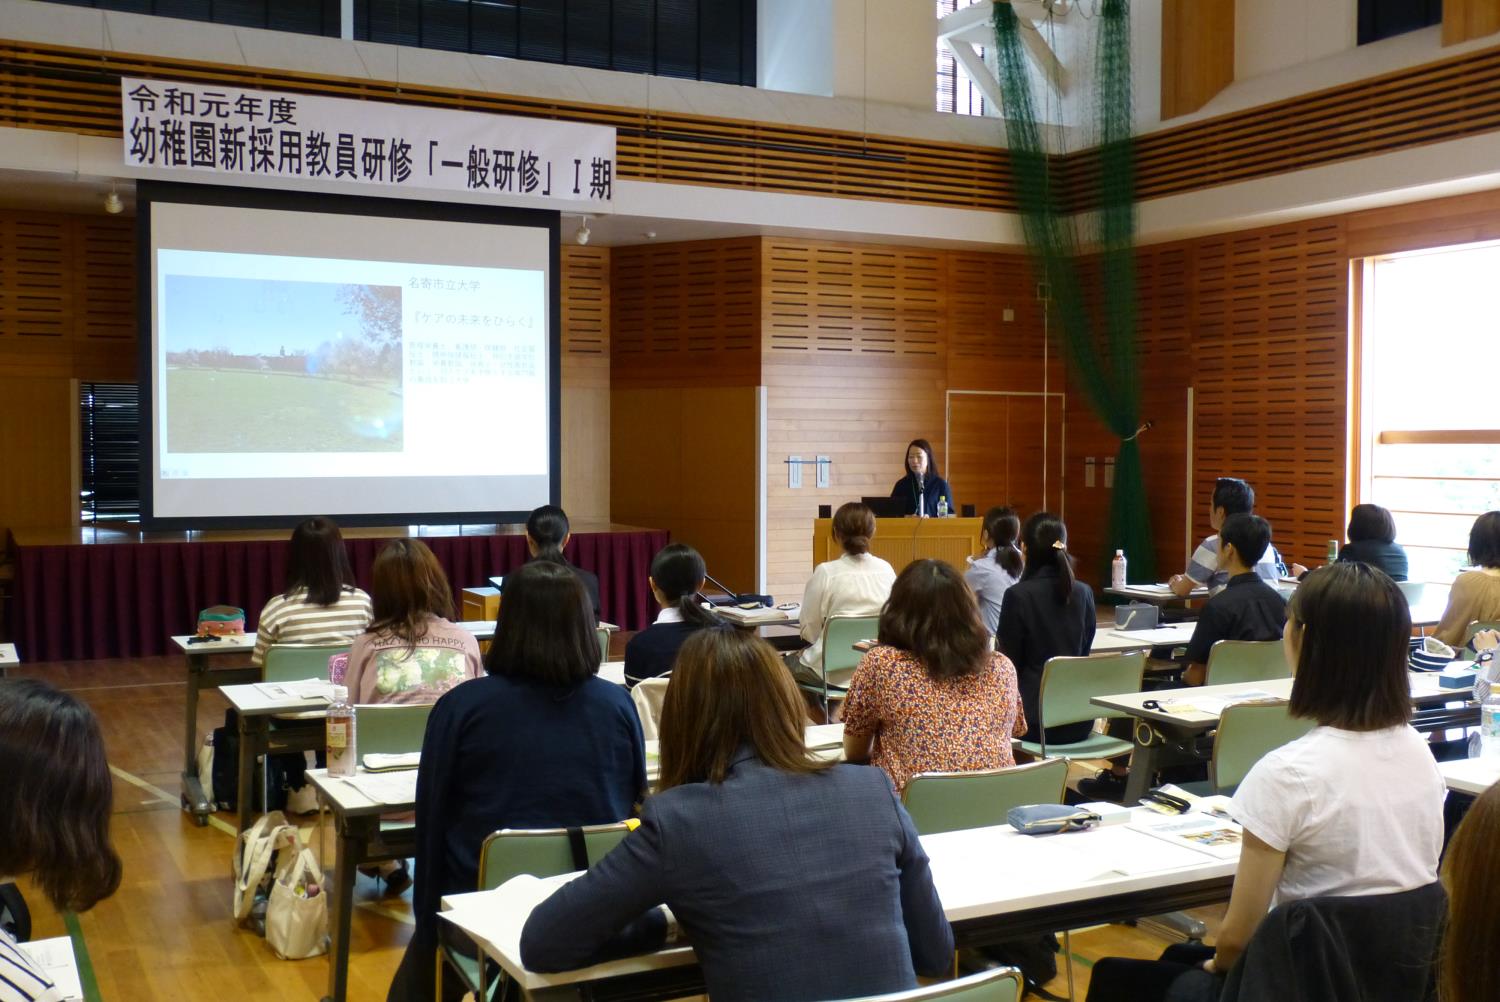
1441;783;1500;1002
1087;563;1446;1002
346;538;483;706
0;679;122;1002
890;438;955;517
392;559;645;1002
251;515;372;666
843;558;1025;792
997;511;1096;744
623;543;718;686
521;626;954;1002
965;506;1023;635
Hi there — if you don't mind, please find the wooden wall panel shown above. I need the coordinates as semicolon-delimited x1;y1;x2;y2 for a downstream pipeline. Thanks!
561;246;610;521
611;238;761;388
1160;0;1235;119
945;250;1051;391
1443;0;1500;45
1191;220;1348;570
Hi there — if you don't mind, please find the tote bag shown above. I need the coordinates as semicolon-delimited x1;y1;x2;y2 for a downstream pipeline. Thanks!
266;844;329;960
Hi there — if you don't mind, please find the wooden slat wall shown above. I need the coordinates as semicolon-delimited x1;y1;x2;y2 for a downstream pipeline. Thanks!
560;245;610;520
1191;220;1349;569
1443;0;1500;45
11;34;1500;212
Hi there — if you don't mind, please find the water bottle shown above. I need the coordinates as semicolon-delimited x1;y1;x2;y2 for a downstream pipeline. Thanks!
1326;539;1339;564
1111;549;1128;589
1478;689;1500;761
937;495;949;518
326;685;357;777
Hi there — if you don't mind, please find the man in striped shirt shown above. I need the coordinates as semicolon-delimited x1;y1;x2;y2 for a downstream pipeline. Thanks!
1169;477;1286;598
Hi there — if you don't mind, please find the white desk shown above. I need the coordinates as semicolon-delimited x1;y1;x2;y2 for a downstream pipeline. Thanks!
643;724;842;786
1095;673;1476;805
1106;584;1209;604
1090;623;1196;655
220;682;332;835
1438;757;1500;796
0;642;19;674
307;767;419;1002
438;811;1237;1000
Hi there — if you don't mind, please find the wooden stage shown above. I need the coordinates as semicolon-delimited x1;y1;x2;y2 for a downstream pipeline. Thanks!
6;521;668;662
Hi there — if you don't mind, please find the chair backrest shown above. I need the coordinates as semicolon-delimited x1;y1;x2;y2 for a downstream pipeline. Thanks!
262;643;350;683
631;675;670;741
836;966;1023;1002
1203;640;1290;687
597;626;610;665
477;823;634;890
1037;651;1146;731
1464;620;1500;644
1396;580;1425;606
822;614;881;678
1209;701;1316;794
902;759;1069;836
353;702;433;757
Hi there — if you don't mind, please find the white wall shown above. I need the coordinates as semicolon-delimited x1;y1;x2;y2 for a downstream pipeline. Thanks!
831;0;938;111
1236;0;1357;80
758;0;835;97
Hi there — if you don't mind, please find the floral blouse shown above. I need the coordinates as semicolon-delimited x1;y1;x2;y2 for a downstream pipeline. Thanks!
841;645;1026;793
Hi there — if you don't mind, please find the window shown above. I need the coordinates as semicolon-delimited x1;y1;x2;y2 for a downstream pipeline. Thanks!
1357;242;1500;582
1358;0;1441;45
39;0;340;36
80;383;140;523
936;0;988;116
354;0;757;86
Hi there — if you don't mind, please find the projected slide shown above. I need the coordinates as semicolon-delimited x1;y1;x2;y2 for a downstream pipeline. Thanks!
145;193;555;525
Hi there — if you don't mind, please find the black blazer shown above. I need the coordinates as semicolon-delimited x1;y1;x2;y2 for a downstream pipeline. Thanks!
521;752;955;1002
623;621;704;686
997;566;1096;742
503;556;601;618
1336;540;1409;582
889;473;955;517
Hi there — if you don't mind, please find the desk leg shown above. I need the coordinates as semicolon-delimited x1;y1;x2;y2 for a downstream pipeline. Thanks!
1123;736;1160;807
237;714;267;835
324;816;363;1002
180;653;213;825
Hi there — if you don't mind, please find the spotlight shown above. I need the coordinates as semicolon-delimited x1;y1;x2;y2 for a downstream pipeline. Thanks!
103;188;123;215
575;217;591;245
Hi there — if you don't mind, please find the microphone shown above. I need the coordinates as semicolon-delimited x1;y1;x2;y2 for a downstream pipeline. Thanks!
702;571;772;608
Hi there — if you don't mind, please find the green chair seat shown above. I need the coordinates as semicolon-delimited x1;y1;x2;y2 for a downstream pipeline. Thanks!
1016;732;1135;761
836;965;1023;1001
902;759;1068;836
354;703;433;758
1202;640;1289;687
797;614;878;722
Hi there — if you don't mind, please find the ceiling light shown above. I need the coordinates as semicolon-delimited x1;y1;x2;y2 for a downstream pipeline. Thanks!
103;188;123;215
575;216;591;245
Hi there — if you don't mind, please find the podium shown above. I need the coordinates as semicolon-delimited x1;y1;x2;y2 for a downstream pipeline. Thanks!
811;517;984;572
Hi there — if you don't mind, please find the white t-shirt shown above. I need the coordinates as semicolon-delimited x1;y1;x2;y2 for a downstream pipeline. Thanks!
798;553;897;669
1230;724;1446;906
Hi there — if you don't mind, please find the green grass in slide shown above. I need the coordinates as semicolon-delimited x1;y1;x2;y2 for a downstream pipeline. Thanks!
167;368;404;452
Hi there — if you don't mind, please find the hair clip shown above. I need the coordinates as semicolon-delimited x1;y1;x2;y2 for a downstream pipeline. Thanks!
1051;540;1066;550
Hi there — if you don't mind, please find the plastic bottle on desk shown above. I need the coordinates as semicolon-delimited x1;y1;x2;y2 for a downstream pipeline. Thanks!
937;495;949;518
326;685;357;777
1111;550;1128;590
1478;688;1500;760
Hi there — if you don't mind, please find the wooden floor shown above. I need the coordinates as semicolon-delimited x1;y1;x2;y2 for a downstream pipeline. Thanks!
7;650;1221;1001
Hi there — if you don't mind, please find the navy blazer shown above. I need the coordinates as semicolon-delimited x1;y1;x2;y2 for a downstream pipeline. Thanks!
890;473;955;517
521;752;954;1002
997;566;1096;743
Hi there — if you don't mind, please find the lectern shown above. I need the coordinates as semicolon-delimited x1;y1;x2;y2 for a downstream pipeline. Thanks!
811;516;984;572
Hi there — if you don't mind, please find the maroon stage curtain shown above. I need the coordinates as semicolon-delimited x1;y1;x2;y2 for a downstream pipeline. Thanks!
10;528;669;662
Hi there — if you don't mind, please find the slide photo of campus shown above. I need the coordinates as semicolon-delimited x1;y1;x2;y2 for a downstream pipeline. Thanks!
163;275;405;453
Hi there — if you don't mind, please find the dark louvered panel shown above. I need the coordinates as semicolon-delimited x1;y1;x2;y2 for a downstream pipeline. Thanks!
80;382;141;521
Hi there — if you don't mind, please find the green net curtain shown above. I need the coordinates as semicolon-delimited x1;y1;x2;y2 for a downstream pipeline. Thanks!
993;0;1155;582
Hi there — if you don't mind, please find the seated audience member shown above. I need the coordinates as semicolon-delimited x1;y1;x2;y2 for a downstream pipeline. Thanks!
842;559;1025;792
998;512;1096;746
1181;514;1287;686
504;504;601;619
1169;478;1285;597
1432;510;1500;648
794;502;897;681
393;560;646;1002
1086;563;1446;1002
252;515;372;665
0;679;122;1002
520;626;954;1002
346;539;483;706
1440;783;1500;1002
965;506;1023;636
1337;503;1409;581
890;438;956;517
623;543;718;687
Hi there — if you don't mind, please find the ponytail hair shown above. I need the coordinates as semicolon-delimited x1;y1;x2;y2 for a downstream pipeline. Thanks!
1021;511;1075;605
832;502;876;556
649;543;717;627
526;504;570;559
982;506;1023;577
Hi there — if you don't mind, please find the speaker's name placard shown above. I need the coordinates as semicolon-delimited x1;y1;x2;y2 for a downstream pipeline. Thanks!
121;78;615;206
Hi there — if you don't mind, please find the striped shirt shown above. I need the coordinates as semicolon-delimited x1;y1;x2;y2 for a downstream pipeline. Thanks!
1185;535;1285;595
251;587;373;666
0;928;64;1002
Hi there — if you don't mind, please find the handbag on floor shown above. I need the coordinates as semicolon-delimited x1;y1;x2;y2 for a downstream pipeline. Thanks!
233;810;295;926
266;842;328;960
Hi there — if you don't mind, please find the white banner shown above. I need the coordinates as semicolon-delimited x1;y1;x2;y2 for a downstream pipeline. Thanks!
121;78;615;206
